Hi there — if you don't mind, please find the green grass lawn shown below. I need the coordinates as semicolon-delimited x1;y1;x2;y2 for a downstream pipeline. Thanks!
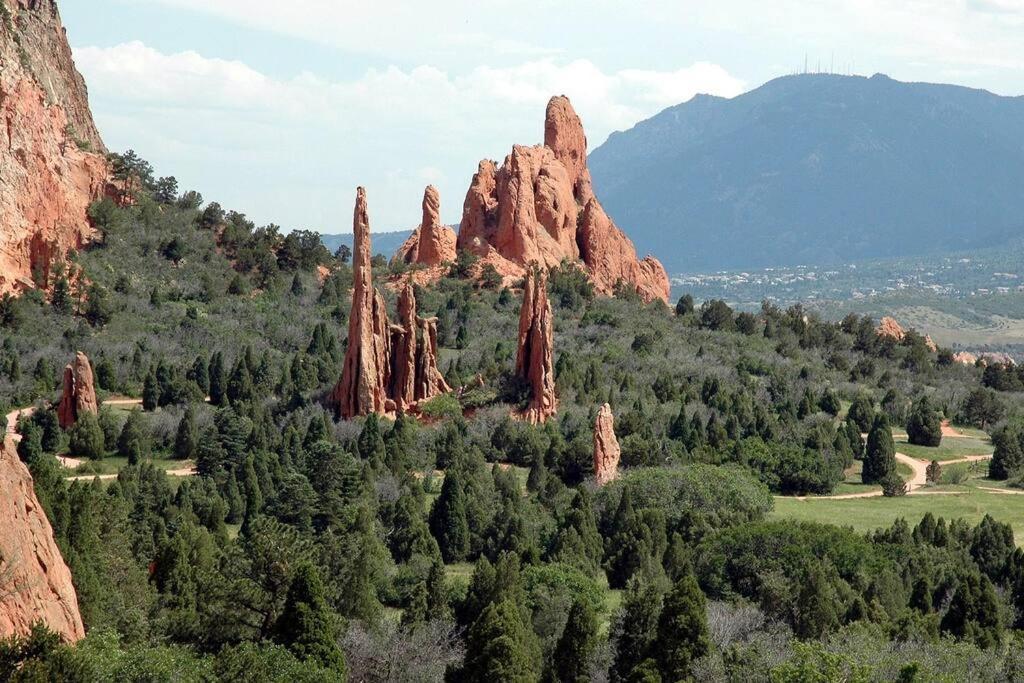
70;455;190;476
772;485;1024;545
894;435;993;462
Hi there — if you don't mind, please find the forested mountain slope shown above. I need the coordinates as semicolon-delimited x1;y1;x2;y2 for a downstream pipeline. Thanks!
589;73;1024;272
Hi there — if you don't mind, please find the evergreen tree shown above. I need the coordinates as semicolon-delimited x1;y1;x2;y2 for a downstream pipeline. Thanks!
117;409;149;465
906;396;942;447
189;355;210;395
429;470;470;562
356;413;386;465
273;563;346;676
862;414;896;485
68;412;105;460
463;599;540;682
610;577;663;682
550;598;598;683
174;405;199;460
939;573;1003;648
142;368;159;411
208;352;226;406
654;572;711;681
847;394;875;433
989;420;1024;480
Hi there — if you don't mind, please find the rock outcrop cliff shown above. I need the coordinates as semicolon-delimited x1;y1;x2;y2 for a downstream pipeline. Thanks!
397;96;669;303
0;0;108;294
514;269;557;423
332;188;451;419
56;351;98;429
1;408;85;642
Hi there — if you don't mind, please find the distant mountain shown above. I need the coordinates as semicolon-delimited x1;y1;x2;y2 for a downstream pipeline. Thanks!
588;73;1024;273
320;230;412;258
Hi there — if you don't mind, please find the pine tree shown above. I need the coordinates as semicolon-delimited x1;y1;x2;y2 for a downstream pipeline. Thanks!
174;405;198;460
208;352;226;405
273;563;346;676
463;599;540;682
610;577;663;682
190;355;210;395
357;413;386;465
906;396;942;447
68;412;105;460
142;368;159;411
940;573;1003;648
117;409;149;464
429;470;470;562
654;572;710;680
526;453;547;493
862;414;896;485
550;598;598;683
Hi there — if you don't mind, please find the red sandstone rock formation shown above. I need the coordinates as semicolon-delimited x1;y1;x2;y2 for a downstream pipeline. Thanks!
57;351;98;429
388;283;450;410
1;411;84;642
924;335;938;353
412;96;669;303
515;269;557;423
876;317;906;342
332;188;395;419
0;0;109;295
333;190;452;418
593;403;620;486
953;351;978;366
414;315;450;402
394;186;458;268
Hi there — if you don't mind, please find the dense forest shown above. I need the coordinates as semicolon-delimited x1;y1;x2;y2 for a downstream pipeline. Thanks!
4;153;1024;681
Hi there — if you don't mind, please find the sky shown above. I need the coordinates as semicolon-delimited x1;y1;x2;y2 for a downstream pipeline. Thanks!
63;0;1024;235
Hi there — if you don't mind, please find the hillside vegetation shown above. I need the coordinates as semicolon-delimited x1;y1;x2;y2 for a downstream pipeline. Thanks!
5;154;1024;680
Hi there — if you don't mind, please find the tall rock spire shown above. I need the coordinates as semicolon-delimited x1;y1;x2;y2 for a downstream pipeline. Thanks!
593;403;621;486
394;185;457;268
332;188;394;419
57;351;98;429
515;268;557;423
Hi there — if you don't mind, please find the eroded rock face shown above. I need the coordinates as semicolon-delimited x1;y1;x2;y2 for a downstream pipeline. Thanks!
924;335;938;353
0;0;109;294
450;96;670;303
876;317;906;342
388;283;451;410
593;403;620;486
332;188;395;419
57;351;98;429
333;190;452;418
394;186;457;268
1;412;84;642
515;269;557;423
953;351;978;366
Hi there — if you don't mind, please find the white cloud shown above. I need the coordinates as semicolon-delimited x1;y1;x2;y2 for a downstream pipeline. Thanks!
74;42;745;233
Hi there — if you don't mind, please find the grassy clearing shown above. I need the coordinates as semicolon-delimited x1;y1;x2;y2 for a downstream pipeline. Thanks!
894;435;993;462
772;484;1024;545
71;455;190;476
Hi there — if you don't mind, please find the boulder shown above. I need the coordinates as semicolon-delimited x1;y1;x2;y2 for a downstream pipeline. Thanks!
593;403;621;486
514;268;557;423
57;351;98;429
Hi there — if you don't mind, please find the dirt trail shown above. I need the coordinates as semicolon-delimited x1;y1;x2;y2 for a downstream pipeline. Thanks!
791;451;991;502
7;398;196;481
941;420;972;439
